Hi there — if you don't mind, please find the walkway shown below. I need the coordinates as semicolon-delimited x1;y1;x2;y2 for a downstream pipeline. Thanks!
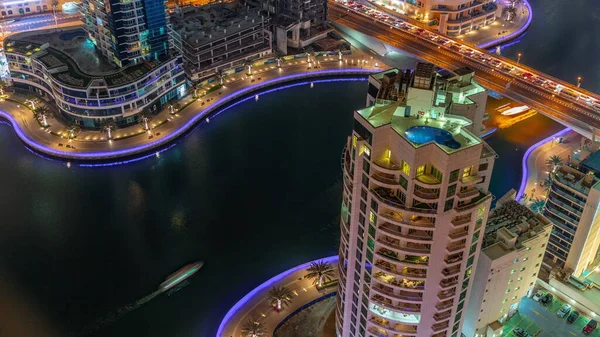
0;52;384;161
217;256;339;337
518;129;579;201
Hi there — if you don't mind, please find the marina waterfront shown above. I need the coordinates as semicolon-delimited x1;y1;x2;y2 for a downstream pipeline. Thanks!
0;0;598;335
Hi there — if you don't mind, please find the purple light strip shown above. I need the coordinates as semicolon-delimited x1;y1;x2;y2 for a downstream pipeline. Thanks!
0;68;375;161
479;127;497;139
216;255;339;337
516;128;571;201
478;0;533;49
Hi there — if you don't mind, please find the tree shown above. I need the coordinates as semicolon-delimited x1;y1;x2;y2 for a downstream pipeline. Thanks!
541;176;553;194
530;197;546;214
305;260;335;288
100;119;117;140
0;78;7;96
240;317;265;337
545;155;563;172
502;6;517;21
138;109;153;131
305;46;314;63
268;286;293;311
66;122;80;139
168;102;182;115
510;0;523;8
34;105;53;127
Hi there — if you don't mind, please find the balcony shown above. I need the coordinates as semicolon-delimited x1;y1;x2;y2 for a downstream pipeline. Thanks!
451;214;472;226
368;316;418;335
446;241;467;253
373;271;426;289
456;191;490;211
372;172;400;188
444;253;464;265
378;224;433;242
457;187;480;199
416;173;442;186
460;174;483;185
373;187;406;210
440;276;459;289
413;186;440;200
435;300;454;311
437;288;456;300
373;157;402;172
372;283;424;302
449;228;469;240
433;310;452;322
377;237;432;255
371;295;422;314
432;322;450;332
442;266;461;277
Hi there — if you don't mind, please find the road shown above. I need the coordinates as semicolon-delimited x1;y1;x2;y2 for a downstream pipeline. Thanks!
0;13;80;38
328;2;600;133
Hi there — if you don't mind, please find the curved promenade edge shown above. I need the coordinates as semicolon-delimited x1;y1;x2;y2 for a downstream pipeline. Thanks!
0;68;375;161
478;0;533;49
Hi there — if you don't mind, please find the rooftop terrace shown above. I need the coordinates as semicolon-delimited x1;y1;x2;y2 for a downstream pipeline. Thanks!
171;3;267;49
482;200;552;260
5;27;176;88
356;101;481;154
553;165;600;196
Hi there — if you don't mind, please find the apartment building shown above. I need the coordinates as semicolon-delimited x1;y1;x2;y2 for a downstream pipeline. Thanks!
170;4;272;81
543;161;600;277
463;196;552;337
336;65;495;337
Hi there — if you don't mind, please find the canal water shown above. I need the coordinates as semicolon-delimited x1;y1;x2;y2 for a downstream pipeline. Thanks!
0;0;597;336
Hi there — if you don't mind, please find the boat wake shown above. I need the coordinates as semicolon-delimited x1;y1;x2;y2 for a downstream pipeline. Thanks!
71;290;161;337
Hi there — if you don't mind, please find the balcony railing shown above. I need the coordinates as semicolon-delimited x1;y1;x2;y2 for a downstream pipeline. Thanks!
451;215;472;226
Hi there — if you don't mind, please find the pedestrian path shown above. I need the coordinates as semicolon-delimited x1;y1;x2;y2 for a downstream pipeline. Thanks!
0;51;384;161
217;255;339;337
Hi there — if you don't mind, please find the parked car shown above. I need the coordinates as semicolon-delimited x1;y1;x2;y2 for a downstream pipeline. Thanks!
567;311;580;323
514;327;531;337
557;304;571;318
584;320;597;334
532;290;544;302
541;293;553;306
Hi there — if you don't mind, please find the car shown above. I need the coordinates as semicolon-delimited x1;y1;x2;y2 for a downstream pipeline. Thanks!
567;311;580;323
557;304;571;318
522;72;534;79
532;290;544;302
513;327;531;337
541;293;553;306
584;320;597;334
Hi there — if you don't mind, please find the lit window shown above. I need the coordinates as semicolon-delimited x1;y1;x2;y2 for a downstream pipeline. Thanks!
402;161;411;176
369;211;376;224
511;269;516;274
523;257;529;262
417;165;425;176
500;308;505;313
478;205;486;217
462;166;472;177
526;247;531;251
513;258;519;263
352;135;357;148
503;298;508;303
517;277;523;281
361;145;371;158
512;296;517;300
506;289;511;294
508;279;513;284
514;287;520;291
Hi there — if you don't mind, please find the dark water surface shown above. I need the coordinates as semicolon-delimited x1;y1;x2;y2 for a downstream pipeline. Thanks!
0;0;597;335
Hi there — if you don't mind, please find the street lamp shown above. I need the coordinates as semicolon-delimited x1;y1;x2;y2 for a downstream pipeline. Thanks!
577;76;582;88
52;4;58;27
517;53;521;64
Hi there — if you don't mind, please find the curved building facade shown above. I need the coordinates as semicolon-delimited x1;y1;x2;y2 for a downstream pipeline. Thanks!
5;29;186;128
336;67;495;337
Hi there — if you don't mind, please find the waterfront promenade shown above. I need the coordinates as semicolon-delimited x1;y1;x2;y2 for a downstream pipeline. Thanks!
518;128;579;201
217;256;339;337
0;52;383;161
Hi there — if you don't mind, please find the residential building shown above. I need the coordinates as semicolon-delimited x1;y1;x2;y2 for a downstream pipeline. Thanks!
543;161;600;277
0;0;66;17
170;4;272;81
367;66;489;137
82;0;171;67
385;0;501;36
337;66;494;337
5;28;186;128
463;195;551;337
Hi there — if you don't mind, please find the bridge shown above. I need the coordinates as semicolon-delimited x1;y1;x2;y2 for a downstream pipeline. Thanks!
328;1;600;140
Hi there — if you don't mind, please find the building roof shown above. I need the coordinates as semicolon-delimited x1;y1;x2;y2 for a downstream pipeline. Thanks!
482;199;551;260
171;4;267;49
553;165;600;195
580;149;600;176
5;27;176;88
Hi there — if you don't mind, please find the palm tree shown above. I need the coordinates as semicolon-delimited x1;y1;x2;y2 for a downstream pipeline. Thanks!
305;260;335;288
0;78;7;96
168;102;182;115
510;0;523;8
268;286;293;311
138;109;153;131
66;122;80;139
305;46;314;63
193;83;202;98
545;155;563;172
34;105;53;127
240;317;265;337
541;176;553;194
530;197;546;214
100;119;117;139
502;6;517;21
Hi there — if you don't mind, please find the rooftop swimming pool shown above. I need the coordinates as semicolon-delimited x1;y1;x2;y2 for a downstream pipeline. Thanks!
405;126;461;149
59;30;86;41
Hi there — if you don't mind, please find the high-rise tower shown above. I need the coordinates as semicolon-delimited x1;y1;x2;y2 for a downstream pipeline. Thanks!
82;0;170;67
336;66;495;337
